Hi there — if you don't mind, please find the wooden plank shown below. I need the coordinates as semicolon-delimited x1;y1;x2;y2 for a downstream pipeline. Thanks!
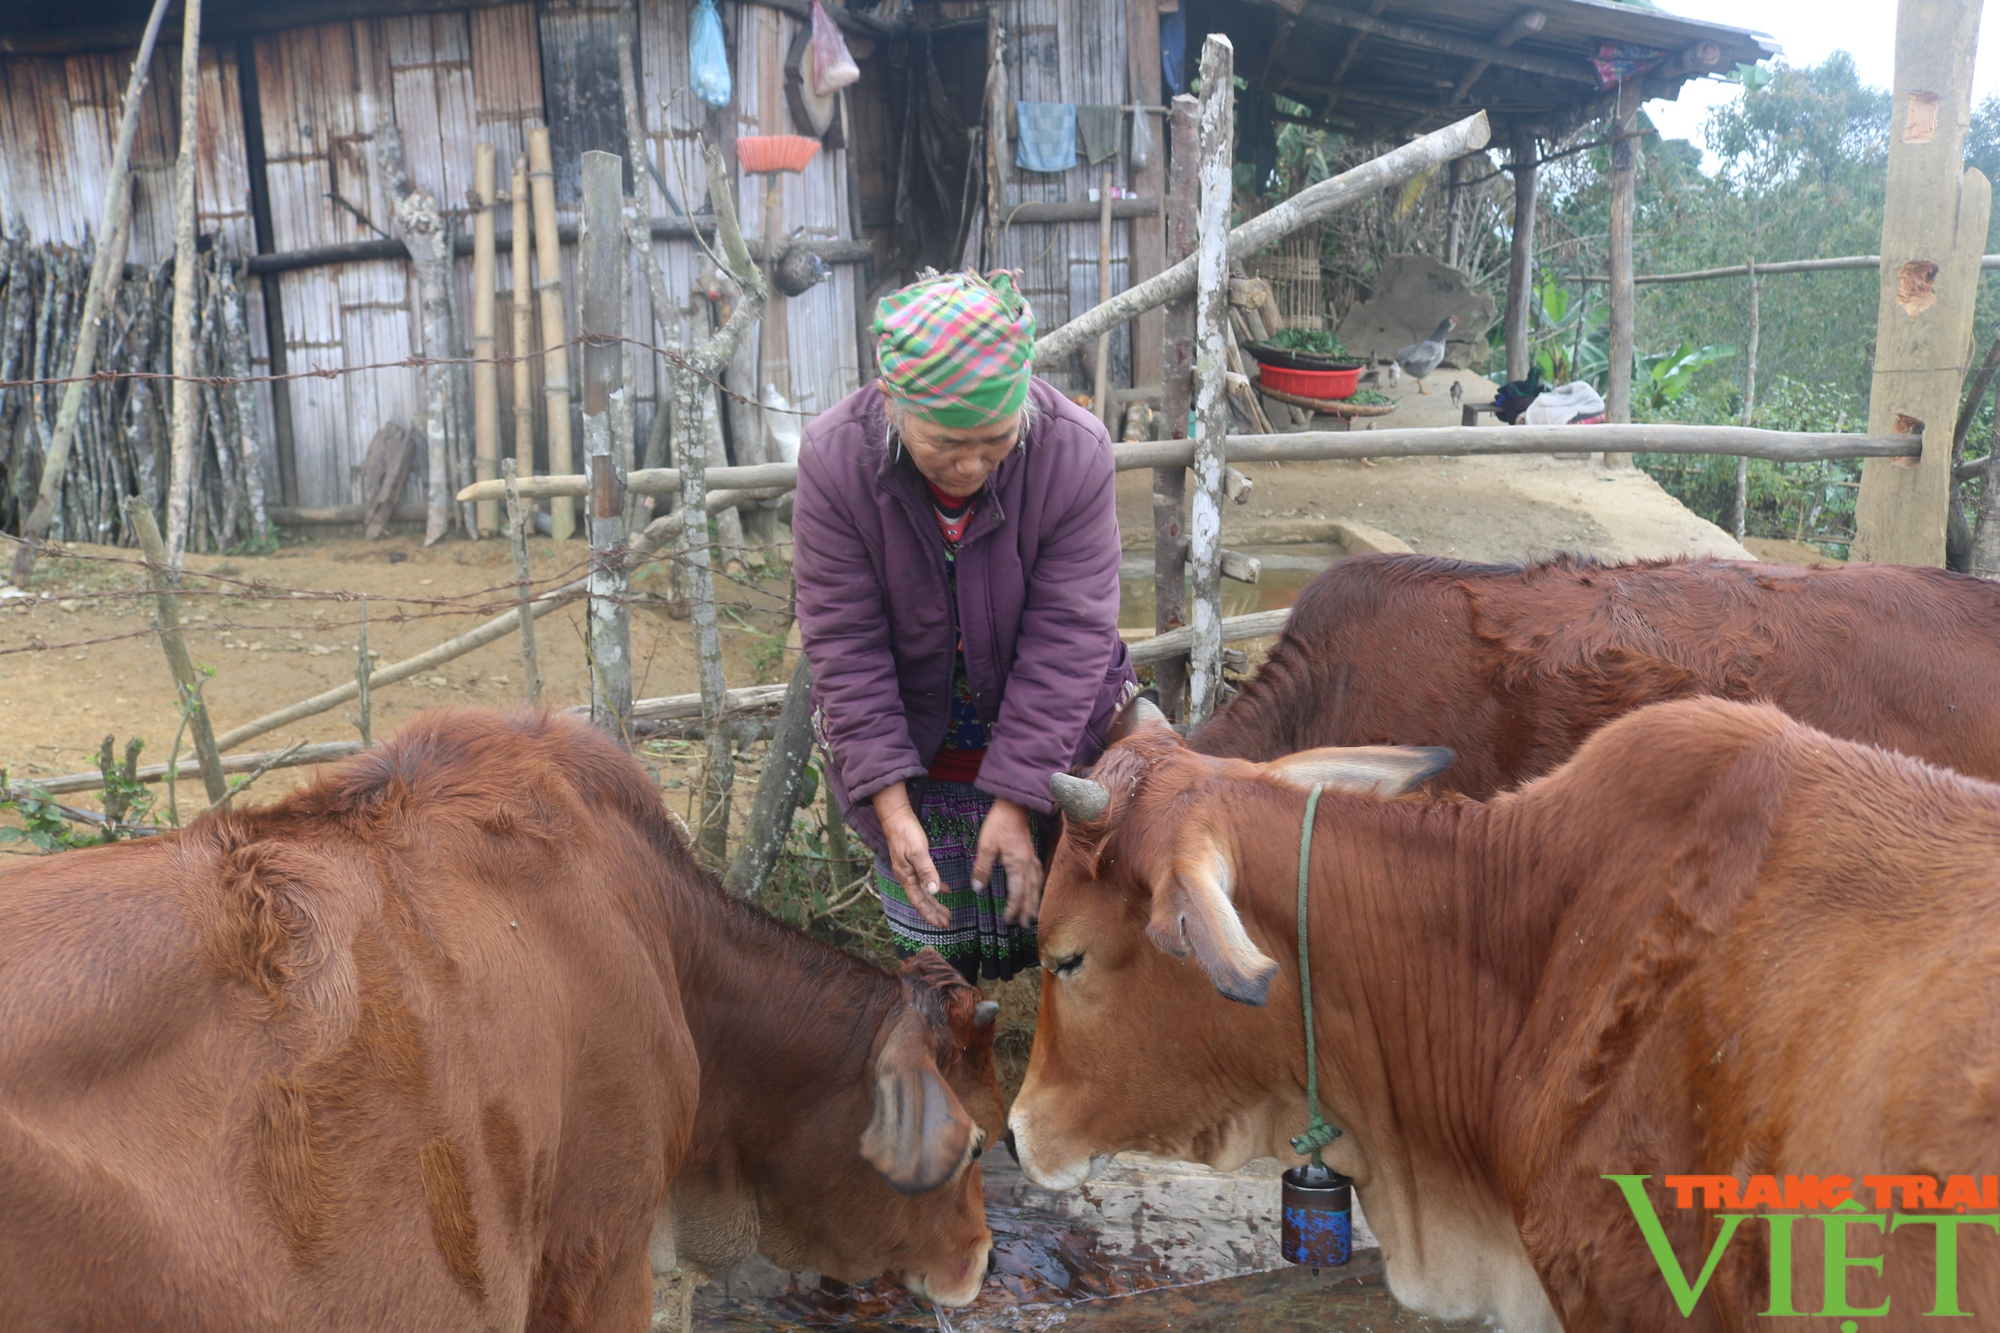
1854;0;1990;568
537;0;631;204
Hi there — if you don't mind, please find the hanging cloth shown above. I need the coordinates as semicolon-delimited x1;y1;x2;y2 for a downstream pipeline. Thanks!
1015;102;1077;174
1160;9;1187;96
1076;105;1122;165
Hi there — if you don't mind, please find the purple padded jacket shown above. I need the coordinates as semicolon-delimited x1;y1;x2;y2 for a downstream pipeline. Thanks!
792;377;1135;864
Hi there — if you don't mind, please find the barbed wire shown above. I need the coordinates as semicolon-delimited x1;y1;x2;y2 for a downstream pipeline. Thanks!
0;331;818;417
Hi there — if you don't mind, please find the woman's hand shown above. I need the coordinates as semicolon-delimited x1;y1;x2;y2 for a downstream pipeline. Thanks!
972;797;1043;927
872;784;951;928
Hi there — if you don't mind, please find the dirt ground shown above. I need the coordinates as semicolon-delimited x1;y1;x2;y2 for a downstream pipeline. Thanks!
0;532;796;816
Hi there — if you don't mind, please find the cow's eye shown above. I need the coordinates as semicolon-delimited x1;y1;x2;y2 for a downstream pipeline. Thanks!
1051;952;1084;979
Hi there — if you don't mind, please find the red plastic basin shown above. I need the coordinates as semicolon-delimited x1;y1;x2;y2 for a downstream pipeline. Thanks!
1258;362;1362;400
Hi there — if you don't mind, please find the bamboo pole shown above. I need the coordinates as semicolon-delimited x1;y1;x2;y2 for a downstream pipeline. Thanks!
1155;94;1198;720
124;497;227;804
461;423;1919;505
164;0;204;565
510;155;535;474
473;143;501;536
580;150;633;736
11;0;170;585
528;127;577;541
503;459;544;701
1735;259;1760;541
1094;169;1115;431
1187;34;1233;729
1036;111;1490;365
1858;0;1991;569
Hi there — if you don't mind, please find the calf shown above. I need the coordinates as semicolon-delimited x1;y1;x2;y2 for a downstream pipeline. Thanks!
0;709;995;1331
1195;553;2000;793
1013;698;2000;1330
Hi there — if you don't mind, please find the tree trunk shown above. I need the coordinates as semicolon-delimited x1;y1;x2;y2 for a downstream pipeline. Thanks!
165;0;205;564
1186;35;1233;728
377;125;455;546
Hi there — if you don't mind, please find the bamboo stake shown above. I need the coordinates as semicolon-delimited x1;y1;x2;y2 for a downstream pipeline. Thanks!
473;143;501;536
528;127;577;542
1094;168;1115;431
11;0;170;584
124;496;227;804
580;150;633;736
164;0;205;564
510;155;535;476
1187;34;1233;729
503;458;544;701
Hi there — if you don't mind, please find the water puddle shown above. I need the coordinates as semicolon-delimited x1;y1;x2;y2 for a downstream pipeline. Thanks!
684;1153;1481;1331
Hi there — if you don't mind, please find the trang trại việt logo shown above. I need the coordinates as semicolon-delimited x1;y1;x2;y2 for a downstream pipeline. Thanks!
1605;1174;2000;1323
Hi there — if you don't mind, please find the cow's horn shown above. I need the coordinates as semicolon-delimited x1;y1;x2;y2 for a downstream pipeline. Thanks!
1050;772;1111;823
1134;697;1168;727
973;1000;1000;1028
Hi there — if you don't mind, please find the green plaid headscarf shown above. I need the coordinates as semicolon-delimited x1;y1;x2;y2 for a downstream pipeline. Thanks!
874;270;1036;429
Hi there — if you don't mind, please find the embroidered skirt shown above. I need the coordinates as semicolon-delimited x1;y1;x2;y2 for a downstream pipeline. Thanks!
875;780;1041;983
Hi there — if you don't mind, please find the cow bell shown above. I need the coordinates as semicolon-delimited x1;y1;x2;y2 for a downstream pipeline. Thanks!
1281;1164;1353;1271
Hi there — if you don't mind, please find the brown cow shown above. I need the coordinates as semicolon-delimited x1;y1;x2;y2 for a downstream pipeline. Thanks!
1195;553;2000;793
0;709;995;1331
1013;698;2000;1330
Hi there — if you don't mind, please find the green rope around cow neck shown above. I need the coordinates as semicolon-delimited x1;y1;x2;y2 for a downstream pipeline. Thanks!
1290;784;1342;1168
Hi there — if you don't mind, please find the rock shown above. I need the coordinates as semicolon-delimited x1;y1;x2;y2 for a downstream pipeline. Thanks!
1335;253;1496;370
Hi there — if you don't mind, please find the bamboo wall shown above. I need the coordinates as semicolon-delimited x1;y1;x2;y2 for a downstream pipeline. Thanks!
0;0;867;515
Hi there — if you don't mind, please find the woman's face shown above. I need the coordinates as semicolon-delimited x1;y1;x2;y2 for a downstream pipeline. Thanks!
883;385;1022;498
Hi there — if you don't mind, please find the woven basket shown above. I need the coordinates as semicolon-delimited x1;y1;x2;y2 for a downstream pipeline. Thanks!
1245;222;1326;331
736;135;822;174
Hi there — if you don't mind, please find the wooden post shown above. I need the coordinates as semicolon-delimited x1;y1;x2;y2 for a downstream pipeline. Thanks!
1094;170;1116;430
1187;35;1233;728
377;126;455;547
502;458;544;701
165;0;205;564
352;600;372;747
510;155;535;474
580;150;633;736
1503;126;1537;383
124;497;227;805
1604;77;1642;459
1126;0;1166;394
1444;154;1467;269
11;0;170;584
723;653;814;900
1735;258;1760;541
1154;94;1198;720
473;142;501;536
1856;0;1991;569
528;127;578;542
983;9;1007;269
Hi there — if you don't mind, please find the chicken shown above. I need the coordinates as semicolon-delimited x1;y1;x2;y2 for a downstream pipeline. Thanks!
1393;316;1459;394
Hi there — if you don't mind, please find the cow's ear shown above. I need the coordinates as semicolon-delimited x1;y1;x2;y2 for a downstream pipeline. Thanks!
861;1006;977;1193
1265;745;1453;797
1145;836;1279;1006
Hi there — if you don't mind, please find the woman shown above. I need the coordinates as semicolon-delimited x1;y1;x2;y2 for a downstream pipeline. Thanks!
792;270;1134;982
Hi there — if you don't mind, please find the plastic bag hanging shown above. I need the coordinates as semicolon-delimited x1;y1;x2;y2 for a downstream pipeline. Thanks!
810;0;861;96
691;0;732;108
1129;102;1151;171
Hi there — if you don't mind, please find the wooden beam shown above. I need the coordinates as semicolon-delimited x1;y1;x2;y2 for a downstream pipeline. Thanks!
1504;126;1537;382
1856;0;1990;569
1038;112;1490;365
1302;2;1597;85
1604;74;1643;455
1326;0;1388;85
1453;8;1545;102
996;197;1162;225
1128;0;1167;397
1188;35;1235;727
